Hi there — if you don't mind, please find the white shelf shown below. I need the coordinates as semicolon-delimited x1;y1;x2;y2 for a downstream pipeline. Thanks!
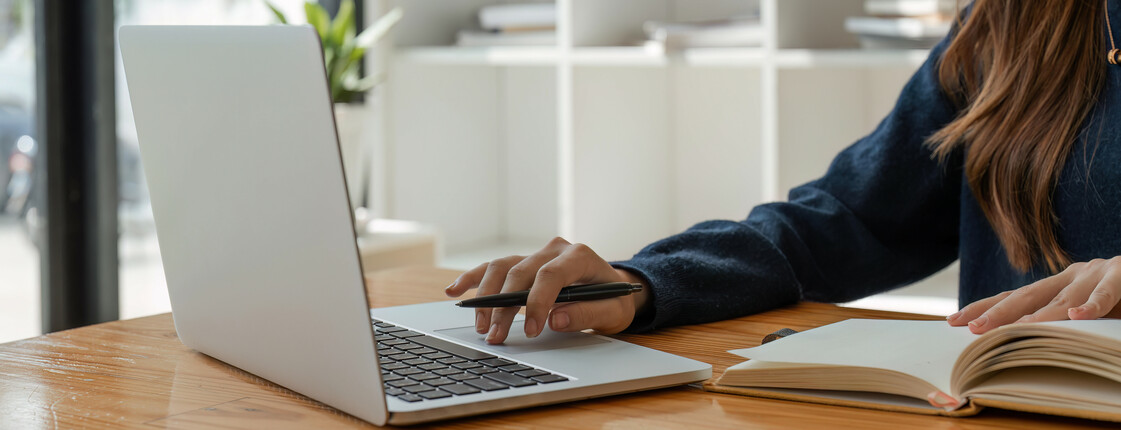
774;49;929;69
570;46;667;67
676;47;768;67
393;46;560;66
393;46;927;69
377;0;939;278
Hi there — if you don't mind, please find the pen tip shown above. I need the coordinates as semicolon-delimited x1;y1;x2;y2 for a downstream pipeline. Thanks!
454;302;463;307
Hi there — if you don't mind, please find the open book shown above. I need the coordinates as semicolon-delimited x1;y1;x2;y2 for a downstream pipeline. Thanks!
708;319;1121;422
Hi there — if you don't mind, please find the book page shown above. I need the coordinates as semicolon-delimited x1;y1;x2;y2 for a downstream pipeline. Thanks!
729;319;978;394
966;367;1121;414
1035;319;1121;344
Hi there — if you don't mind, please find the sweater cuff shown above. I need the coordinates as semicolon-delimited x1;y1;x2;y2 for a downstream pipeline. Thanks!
610;259;685;333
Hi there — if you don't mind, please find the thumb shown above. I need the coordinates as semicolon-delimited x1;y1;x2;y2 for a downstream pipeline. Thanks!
547;299;633;335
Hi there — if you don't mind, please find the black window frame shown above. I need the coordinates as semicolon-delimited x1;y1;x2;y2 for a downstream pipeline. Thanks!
34;0;119;332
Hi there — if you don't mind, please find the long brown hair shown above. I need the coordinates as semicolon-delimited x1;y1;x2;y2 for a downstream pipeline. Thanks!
927;0;1108;273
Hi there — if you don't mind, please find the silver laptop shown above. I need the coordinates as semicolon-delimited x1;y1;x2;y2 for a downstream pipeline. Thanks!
119;25;710;426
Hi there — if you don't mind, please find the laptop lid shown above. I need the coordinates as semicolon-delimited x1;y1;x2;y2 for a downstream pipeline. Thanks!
119;25;387;425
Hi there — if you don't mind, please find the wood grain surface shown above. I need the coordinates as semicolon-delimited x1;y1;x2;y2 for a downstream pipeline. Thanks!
0;266;1111;429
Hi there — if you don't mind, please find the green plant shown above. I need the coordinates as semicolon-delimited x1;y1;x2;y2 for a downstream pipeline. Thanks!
267;1;402;103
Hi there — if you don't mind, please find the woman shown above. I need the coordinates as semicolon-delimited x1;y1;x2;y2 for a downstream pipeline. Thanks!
447;0;1121;345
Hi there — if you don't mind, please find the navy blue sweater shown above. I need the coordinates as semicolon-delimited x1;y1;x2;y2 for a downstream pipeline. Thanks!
614;4;1121;333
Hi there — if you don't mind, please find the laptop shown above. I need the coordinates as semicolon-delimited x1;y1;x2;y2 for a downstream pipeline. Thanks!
118;25;710;426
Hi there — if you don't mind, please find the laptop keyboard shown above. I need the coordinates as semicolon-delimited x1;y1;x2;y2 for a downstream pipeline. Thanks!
374;319;569;403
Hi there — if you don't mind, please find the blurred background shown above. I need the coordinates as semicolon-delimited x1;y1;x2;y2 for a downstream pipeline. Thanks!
0;0;958;343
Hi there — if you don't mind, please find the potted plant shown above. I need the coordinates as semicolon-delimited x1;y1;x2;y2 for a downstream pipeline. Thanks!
267;1;402;221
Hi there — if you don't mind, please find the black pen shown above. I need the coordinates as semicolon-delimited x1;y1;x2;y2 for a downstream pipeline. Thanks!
455;282;643;308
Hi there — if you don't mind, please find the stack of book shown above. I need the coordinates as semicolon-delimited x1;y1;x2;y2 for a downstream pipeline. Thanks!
844;0;955;49
642;14;763;51
456;3;556;47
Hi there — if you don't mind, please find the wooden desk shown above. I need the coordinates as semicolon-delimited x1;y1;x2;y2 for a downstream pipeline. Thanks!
0;267;1109;429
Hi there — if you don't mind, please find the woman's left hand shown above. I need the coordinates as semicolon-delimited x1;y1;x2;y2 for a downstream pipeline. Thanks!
948;256;1121;334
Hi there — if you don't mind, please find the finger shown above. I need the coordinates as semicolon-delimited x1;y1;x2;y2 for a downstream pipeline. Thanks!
549;298;632;334
474;256;524;335
948;291;1009;326
488;241;571;342
523;243;614;339
445;262;489;297
1022;272;1099;323
968;272;1072;334
1069;263;1121;320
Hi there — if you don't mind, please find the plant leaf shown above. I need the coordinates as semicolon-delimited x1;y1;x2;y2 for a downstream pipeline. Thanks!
265;1;288;24
353;7;403;49
304;1;330;40
328;0;354;48
350;72;386;93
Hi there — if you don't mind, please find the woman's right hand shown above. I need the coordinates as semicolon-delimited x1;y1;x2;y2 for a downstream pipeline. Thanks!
444;237;650;345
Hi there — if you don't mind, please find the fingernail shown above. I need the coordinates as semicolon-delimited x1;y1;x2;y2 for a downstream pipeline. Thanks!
551;312;569;330
947;311;961;321
525;317;538;338
445;282;456;292
968;315;988;329
475;313;486;333
1068;306;1088;319
485;323;500;343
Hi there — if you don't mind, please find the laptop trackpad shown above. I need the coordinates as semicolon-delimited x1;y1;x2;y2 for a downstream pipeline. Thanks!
435;321;609;355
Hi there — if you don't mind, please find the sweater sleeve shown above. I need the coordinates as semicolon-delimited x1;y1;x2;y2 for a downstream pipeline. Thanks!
612;35;964;333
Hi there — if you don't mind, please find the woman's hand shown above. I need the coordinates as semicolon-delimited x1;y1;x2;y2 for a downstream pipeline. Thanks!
948;257;1121;334
444;237;650;344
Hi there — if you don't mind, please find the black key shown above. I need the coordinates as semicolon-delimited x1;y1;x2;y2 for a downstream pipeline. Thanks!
410;336;496;360
389;353;417;361
484;371;536;387
387;379;419;388
532;374;568;384
403;358;432;366
385;387;405;396
412;372;440;381
449;373;479;381
381;363;408;371
375;334;395;342
403;384;436;394
412;347;438;355
419;390;453;400
451;362;482;370
374;321;394;328
382;373;405;382
419;363;448;371
437;356;466;365
396;343;423;351
434;368;463;376
392;330;425;339
379;357;395;365
376;326;407;333
378;348;403;357
426;377;457;387
396;393;423;403
464;378;510;391
381;338;408;346
425;352;453;360
467;366;497;375
394;368;424;376
498;364;531;373
514;369;548;378
479;358;515;367
441;384;482;396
